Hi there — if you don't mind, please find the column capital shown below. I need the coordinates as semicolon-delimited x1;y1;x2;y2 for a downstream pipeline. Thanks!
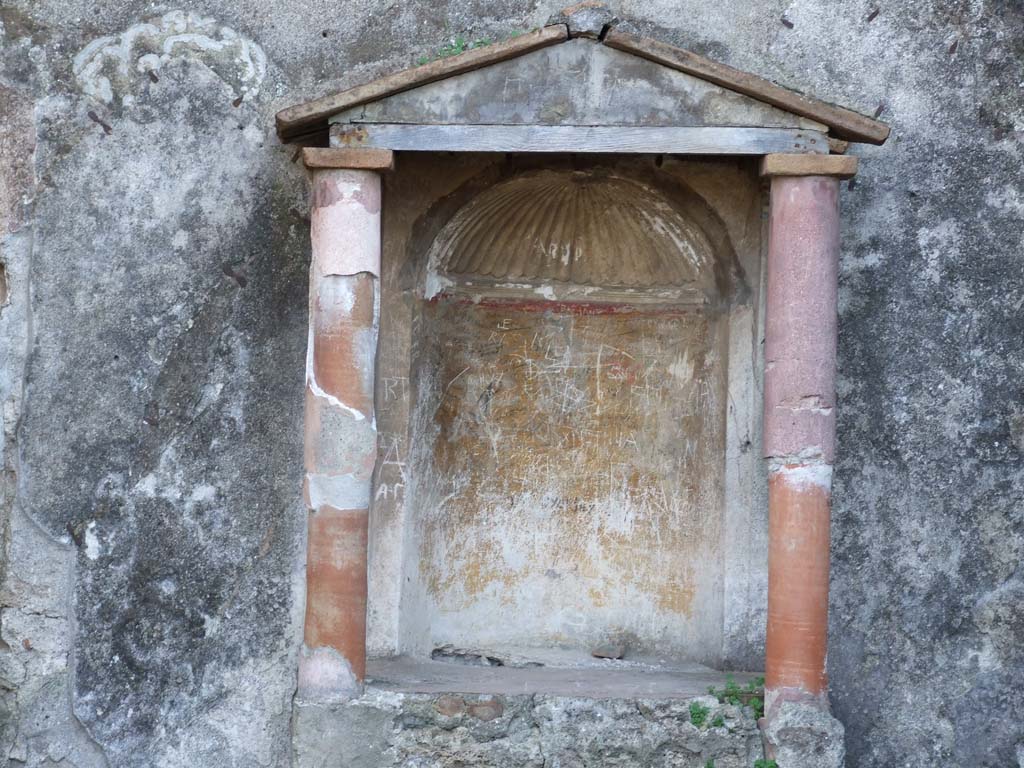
760;153;857;179
302;147;395;171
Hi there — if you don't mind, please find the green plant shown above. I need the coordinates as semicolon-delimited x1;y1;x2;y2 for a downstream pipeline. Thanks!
414;27;543;65
689;701;711;728
708;676;766;719
704;760;715;768
749;695;764;719
754;760;778;768
711;714;725;728
416;34;493;65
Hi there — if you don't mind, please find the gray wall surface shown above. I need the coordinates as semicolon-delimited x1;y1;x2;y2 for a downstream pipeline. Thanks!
0;1;1020;766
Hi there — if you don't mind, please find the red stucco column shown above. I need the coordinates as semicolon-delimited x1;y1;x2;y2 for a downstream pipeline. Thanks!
298;148;393;702
760;153;857;718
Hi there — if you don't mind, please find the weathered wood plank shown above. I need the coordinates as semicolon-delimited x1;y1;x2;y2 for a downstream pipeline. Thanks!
276;25;569;141
603;30;890;145
329;123;829;155
827;137;850;155
760;153;858;178
302;147;395;170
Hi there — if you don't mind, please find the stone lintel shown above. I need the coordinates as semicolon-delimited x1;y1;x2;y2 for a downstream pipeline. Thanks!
760;153;858;178
303;147;395;171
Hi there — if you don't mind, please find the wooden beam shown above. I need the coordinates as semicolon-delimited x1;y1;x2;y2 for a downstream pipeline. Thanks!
302;147;395;171
276;25;569;142
330;124;829;155
827;137;850;155
603;30;890;146
760;153;858;178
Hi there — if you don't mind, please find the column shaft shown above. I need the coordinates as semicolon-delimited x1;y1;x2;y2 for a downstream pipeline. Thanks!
763;174;840;711
299;167;381;702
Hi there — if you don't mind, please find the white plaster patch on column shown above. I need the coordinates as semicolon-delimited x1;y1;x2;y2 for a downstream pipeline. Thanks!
311;171;382;278
769;463;833;491
307;473;373;511
767;445;828;468
314;272;359;314
303;320;374;424
307;384;369;423
296;645;360;703
303;290;380;423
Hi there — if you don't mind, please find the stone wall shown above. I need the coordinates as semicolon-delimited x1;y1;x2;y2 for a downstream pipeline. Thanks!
0;1;1021;767
295;689;763;768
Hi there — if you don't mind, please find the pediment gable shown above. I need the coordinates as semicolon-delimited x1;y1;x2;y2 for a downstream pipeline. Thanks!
276;24;889;145
330;39;825;133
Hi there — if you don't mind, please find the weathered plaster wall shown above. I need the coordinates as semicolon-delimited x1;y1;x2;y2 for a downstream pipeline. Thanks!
0;6;310;767
0;2;1021;768
409;300;729;660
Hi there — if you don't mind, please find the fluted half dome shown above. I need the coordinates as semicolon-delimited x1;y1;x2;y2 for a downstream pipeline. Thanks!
428;170;718;292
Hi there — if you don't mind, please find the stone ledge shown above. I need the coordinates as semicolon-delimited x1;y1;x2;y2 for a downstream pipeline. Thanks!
294;687;763;768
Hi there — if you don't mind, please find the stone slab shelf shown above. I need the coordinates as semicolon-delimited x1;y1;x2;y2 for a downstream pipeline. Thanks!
366;653;762;699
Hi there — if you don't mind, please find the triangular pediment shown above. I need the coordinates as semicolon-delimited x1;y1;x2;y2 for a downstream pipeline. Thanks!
276;24;889;145
329;39;823;132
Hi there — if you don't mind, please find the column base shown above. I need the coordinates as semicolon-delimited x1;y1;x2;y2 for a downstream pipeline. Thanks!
762;697;845;768
297;645;364;704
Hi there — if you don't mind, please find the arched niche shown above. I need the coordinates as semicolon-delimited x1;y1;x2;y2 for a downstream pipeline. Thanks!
425;168;739;303
397;162;750;663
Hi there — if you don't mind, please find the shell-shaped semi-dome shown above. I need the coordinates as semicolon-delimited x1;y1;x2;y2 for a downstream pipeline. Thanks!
429;170;719;292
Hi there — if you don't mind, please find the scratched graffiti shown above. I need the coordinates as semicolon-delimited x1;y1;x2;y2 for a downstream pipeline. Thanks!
409;300;729;655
